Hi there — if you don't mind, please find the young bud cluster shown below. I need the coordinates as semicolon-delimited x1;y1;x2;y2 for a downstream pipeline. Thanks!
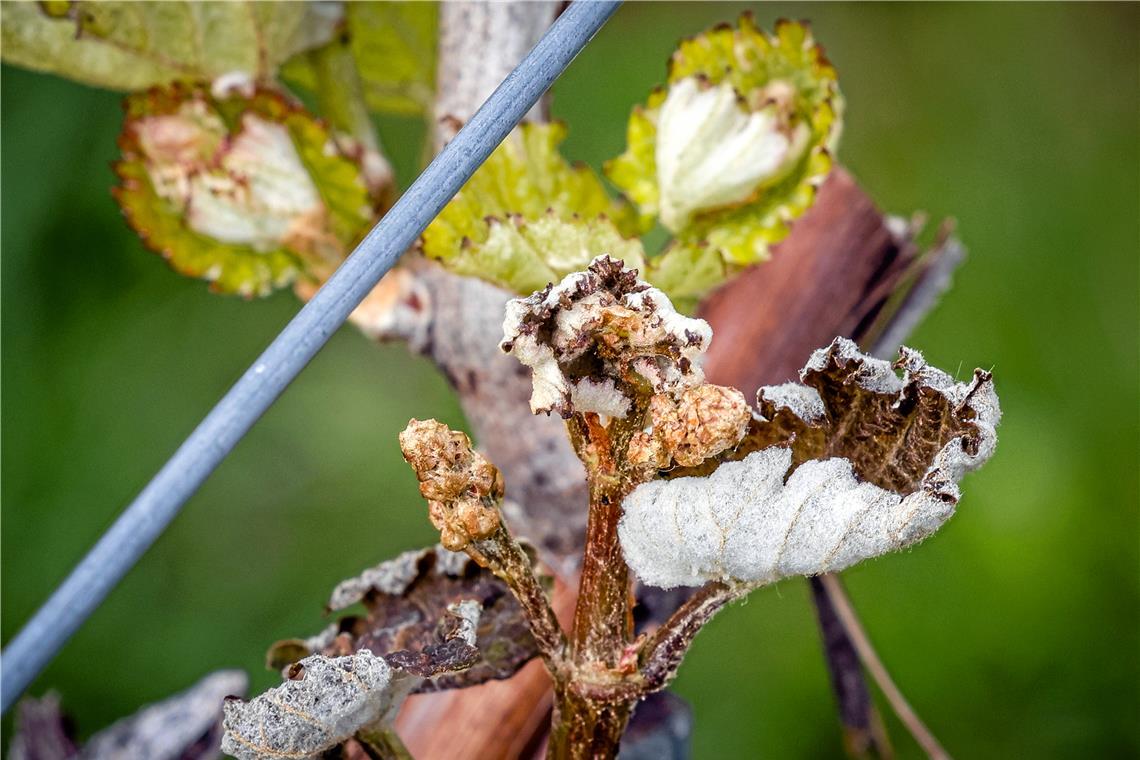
399;419;504;551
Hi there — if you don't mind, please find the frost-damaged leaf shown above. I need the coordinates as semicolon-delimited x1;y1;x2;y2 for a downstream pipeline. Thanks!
422;123;646;295
9;671;247;760
221;651;397;760
0;1;341;91
500;255;712;419
268;545;539;693
114;83;387;297
619;337;1000;588
606;15;842;298
283;1;438;118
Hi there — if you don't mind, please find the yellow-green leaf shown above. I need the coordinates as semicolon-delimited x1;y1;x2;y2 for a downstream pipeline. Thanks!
1;1;341;91
605;14;842;300
422;123;645;295
115;85;384;297
282;1;437;118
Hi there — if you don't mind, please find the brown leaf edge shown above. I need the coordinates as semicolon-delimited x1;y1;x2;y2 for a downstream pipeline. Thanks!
666;337;999;504
112;82;387;297
267;545;542;694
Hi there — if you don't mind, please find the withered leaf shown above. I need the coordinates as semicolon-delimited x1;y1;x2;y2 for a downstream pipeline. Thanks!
222;651;395;760
9;692;78;760
501;255;712;419
270;545;539;693
620;338;1000;588
673;337;996;492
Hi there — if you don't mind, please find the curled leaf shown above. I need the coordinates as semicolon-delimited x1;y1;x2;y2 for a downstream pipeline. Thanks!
114;83;387;296
606;15;842;297
221;651;395;760
500;256;712;419
619;338;1000;588
0;1;341;91
422;123;645;295
383;599;482;678
270;545;540;693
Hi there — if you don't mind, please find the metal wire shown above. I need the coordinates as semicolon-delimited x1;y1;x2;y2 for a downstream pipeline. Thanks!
0;0;621;713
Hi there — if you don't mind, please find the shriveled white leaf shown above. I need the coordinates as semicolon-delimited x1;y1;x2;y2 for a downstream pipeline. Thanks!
221;651;394;760
620;339;1000;588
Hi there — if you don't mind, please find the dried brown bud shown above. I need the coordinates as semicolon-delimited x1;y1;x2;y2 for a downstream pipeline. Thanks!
628;384;752;469
399;419;504;551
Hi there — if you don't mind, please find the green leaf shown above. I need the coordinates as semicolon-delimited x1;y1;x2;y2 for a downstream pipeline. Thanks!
114;84;384;297
0;1;341;91
422;123;646;295
644;242;729;314
349;1;437;117
606;14;842;299
282;1;437;118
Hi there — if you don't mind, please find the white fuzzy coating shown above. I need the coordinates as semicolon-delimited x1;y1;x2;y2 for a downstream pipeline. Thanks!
326;546;469;611
501;257;712;417
570;377;632;419
756;381;826;423
620;447;954;588
803;337;903;394
621;339;1001;589
656;77;810;232
221;651;394;760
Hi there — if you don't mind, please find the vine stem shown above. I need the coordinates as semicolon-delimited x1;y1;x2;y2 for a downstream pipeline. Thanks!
818;574;952;760
471;524;567;670
569;413;634;665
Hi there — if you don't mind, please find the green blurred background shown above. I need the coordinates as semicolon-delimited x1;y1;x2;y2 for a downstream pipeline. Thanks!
2;3;1137;757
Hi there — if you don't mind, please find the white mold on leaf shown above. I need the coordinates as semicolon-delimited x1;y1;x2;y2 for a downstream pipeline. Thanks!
619;338;1000;588
221;651;395;760
501;255;712;417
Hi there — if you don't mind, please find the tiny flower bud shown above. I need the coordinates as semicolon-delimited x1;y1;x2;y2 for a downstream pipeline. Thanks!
628;384;752;469
399;419;503;551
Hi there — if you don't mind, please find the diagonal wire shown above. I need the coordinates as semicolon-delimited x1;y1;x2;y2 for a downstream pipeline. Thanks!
0;0;622;714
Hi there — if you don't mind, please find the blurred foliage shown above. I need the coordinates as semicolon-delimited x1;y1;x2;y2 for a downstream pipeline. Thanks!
0;1;340;90
2;3;1137;758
